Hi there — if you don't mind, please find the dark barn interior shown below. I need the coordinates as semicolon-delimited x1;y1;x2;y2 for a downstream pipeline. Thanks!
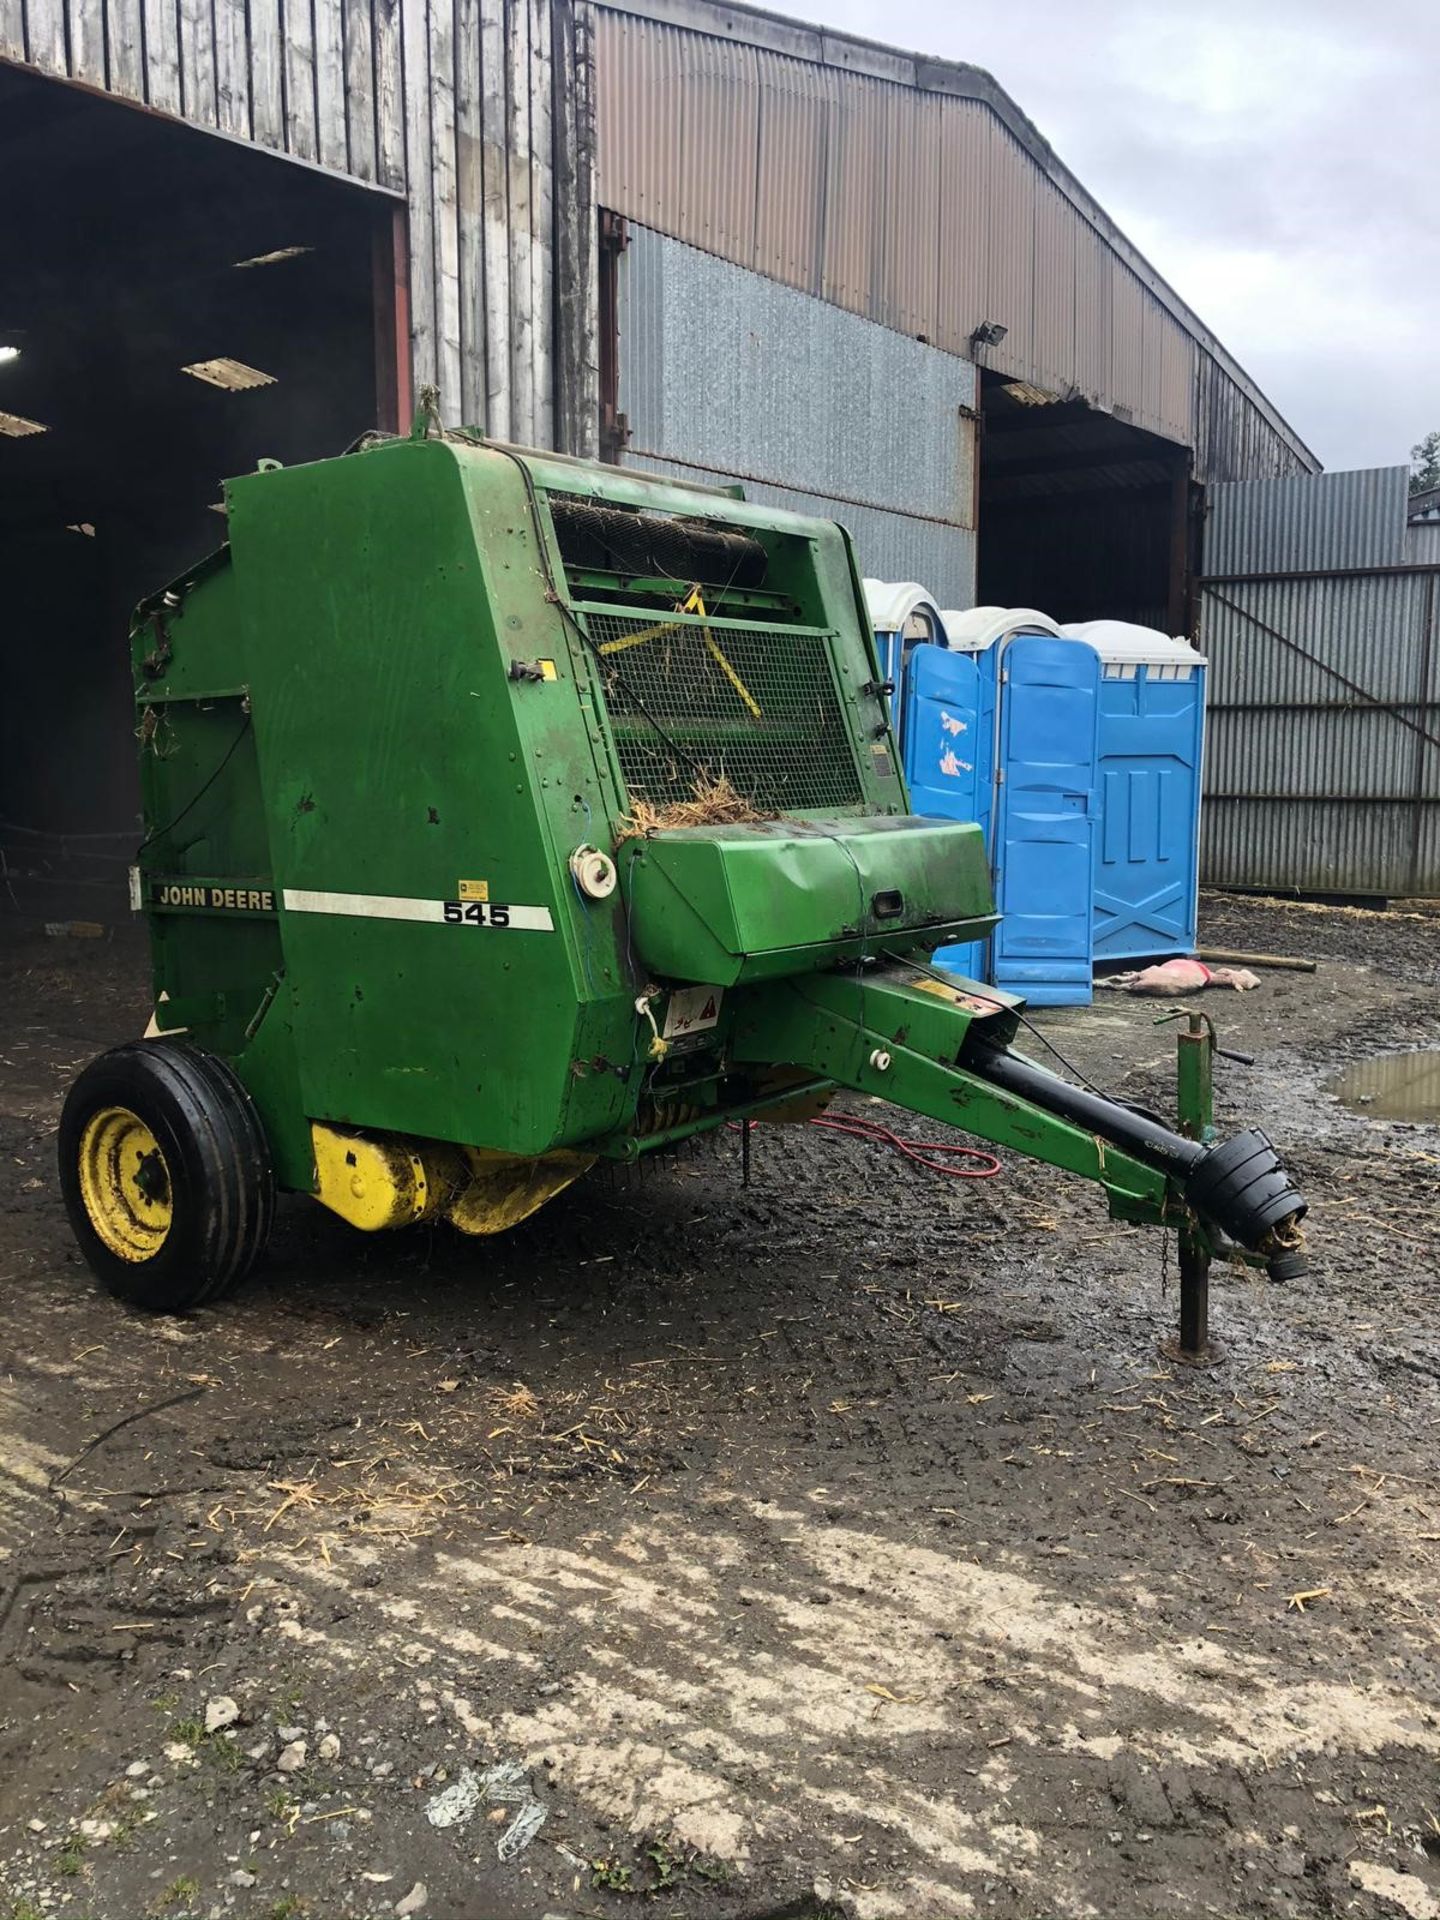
0;64;393;920
976;370;1195;636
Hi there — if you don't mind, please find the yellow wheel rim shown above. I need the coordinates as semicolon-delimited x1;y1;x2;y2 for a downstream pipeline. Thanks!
77;1105;174;1261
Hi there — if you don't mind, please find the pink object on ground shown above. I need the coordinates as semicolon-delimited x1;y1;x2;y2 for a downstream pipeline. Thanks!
1104;959;1260;996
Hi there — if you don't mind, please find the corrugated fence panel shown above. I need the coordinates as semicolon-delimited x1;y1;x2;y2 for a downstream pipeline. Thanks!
1205;575;1434;707
1202;801;1429;898
1206;467;1410;575
2;0;589;449
618;221;977;606
1207;704;1440;801
1201;470;1440;895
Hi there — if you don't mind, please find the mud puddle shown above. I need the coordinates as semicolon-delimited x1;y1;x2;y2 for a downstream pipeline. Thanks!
1327;1048;1440;1120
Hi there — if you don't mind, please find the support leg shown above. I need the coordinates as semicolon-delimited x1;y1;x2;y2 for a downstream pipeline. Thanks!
1177;1224;1210;1361
1168;1012;1219;1365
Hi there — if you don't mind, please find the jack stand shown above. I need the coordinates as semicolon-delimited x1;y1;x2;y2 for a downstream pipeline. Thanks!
1162;1012;1221;1367
1174;1225;1211;1363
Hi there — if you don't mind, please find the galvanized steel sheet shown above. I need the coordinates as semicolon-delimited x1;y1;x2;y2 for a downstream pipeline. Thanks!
618;222;977;605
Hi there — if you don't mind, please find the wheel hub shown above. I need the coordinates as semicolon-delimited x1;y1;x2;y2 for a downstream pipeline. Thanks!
77;1106;173;1261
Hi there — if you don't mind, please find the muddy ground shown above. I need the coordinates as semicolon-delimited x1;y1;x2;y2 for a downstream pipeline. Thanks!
2;893;1439;1920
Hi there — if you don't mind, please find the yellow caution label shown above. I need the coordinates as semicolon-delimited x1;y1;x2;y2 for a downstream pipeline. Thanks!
537;659;558;681
457;879;490;902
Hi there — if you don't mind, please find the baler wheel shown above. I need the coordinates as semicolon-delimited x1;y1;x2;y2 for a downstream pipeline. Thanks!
59;1041;274;1311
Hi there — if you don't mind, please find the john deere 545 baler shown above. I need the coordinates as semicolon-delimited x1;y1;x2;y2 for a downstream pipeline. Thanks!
60;423;1306;1330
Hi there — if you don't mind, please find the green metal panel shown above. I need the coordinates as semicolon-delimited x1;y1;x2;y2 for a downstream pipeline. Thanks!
222;439;636;1156
623;818;997;985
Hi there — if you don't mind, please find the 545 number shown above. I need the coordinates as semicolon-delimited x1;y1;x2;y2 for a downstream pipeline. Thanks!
443;900;511;928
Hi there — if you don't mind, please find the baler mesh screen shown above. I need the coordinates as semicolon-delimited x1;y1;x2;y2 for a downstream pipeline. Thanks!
585;610;866;813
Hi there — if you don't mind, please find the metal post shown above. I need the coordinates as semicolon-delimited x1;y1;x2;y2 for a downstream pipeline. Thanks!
1172;1013;1215;1363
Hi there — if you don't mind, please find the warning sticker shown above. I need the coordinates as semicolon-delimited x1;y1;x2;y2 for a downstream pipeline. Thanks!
663;985;724;1040
458;879;490;902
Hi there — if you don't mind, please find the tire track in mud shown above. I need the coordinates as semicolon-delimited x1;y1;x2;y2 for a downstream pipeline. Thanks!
239;1493;1440;1917
0;1381;70;1570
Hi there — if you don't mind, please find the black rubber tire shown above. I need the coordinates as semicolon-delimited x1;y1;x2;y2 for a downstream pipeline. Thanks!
58;1040;274;1311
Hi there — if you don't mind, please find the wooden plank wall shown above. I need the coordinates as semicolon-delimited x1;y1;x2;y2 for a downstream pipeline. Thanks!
0;0;597;450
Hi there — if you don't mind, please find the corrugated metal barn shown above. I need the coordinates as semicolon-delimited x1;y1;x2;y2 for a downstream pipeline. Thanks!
0;0;1325;909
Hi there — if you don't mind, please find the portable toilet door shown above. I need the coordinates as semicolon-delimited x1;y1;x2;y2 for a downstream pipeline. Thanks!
987;633;1102;1005
906;608;1100;1003
862;580;945;742
899;629;992;980
1061;621;1207;964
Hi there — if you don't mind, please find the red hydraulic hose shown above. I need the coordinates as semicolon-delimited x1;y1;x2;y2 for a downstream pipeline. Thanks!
806;1113;1002;1179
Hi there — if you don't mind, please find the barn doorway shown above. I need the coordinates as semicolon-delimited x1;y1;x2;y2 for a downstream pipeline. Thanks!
0;63;404;922
976;370;1196;638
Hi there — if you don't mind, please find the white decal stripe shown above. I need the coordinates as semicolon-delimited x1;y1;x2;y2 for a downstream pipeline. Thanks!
281;889;554;932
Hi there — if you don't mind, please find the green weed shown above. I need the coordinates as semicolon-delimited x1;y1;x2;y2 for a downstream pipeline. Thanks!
154;1880;200;1912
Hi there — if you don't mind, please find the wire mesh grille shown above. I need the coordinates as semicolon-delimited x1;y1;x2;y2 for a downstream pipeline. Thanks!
585;609;866;813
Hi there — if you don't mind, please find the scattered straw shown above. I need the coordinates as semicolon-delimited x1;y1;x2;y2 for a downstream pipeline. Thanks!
615;772;772;844
488;1382;540;1422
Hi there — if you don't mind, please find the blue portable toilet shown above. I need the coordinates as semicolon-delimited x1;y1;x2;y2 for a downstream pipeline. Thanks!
898;606;1101;1006
862;581;945;722
1060;621;1206;964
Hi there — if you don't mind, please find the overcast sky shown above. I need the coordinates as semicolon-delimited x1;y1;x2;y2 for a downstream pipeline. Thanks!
781;0;1437;474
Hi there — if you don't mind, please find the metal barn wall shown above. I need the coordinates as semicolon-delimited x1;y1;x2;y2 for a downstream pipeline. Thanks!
617;223;977;604
0;0;598;451
592;2;1316;484
1200;467;1440;897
